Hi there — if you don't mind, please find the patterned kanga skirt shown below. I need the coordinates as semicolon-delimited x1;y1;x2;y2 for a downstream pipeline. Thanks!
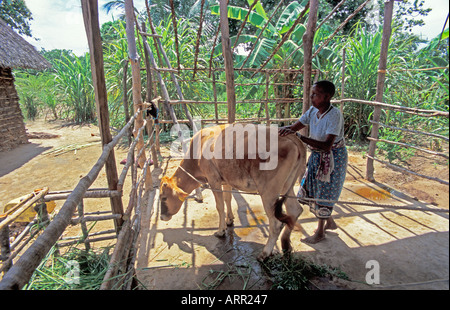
298;146;348;218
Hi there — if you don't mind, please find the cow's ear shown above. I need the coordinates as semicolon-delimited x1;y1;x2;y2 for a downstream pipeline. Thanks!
161;176;170;186
176;191;189;202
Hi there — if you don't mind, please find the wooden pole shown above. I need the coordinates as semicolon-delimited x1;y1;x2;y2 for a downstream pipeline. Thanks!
0;215;12;274
213;70;218;124
81;0;124;231
125;0;147;171
122;60;132;146
265;71;270;126
366;0;394;182
77;199;91;251
219;0;236;124
301;0;319;135
340;48;346;114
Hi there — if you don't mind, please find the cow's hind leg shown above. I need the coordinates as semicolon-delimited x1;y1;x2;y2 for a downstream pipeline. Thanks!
280;188;303;253
258;194;284;261
223;184;234;226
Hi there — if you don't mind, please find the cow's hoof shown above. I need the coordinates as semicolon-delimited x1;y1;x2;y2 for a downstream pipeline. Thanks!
281;239;292;252
214;230;226;238
257;251;271;262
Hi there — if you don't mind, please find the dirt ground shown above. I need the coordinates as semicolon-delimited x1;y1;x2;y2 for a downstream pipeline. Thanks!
0;119;448;290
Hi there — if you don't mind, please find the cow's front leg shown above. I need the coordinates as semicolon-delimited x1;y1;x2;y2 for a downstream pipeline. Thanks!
223;184;234;226
211;189;227;237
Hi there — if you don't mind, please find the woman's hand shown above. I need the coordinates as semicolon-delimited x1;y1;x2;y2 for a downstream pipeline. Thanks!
278;126;295;137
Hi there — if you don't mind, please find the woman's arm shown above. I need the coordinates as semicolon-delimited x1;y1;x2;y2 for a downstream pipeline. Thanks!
299;133;337;152
278;120;305;136
279;119;337;151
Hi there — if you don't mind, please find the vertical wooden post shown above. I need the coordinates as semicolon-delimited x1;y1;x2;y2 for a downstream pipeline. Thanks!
219;0;236;124
122;60;132;147
340;48;346;114
81;0;124;231
77;200;91;251
366;0;394;181
0;215;12;274
265;71;270;126
212;70;218;124
301;0;319;134
124;0;147;170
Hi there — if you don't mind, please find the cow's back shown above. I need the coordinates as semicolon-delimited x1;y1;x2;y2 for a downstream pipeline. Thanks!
192;124;306;192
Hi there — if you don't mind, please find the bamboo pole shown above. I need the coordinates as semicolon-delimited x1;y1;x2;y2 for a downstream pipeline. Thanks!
301;0;319;136
57;234;118;248
366;0;395;182
70;214;123;225
192;0;206;79
366;137;449;159
220;0;236;124
122;60;132;146
42;190;121;202
140;22;157;183
77;199;91;251
168;0;181;71
125;0;147;171
340;48;346;114
213;71;218;124
100;211;134;290
58;229;116;241
265;71;270;126
366;154;449;186
0;215;11;274
331;98;449;117
370;120;449;142
82;0;124;230
139;31;162;38
208;23;221;78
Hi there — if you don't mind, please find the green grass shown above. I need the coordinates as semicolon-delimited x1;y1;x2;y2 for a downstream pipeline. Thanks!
260;253;350;290
24;246;112;290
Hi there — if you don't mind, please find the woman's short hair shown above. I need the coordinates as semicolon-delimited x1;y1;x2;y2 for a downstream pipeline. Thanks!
313;80;336;97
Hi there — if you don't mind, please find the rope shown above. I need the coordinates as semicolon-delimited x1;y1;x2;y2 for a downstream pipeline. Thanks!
173;170;448;213
174;153;448;214
192;187;449;213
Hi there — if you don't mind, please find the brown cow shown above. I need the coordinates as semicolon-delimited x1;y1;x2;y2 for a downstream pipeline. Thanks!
159;124;307;260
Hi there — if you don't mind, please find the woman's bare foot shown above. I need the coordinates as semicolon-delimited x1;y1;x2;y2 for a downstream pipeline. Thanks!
313;217;337;234
324;217;337;231
301;232;326;244
302;219;327;244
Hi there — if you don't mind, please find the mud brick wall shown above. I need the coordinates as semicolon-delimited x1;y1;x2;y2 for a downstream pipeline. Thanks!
0;67;28;152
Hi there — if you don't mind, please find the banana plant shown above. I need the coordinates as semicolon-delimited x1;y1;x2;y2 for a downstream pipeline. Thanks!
210;0;308;69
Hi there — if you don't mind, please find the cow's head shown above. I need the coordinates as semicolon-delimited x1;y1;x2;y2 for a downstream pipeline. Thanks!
159;176;189;221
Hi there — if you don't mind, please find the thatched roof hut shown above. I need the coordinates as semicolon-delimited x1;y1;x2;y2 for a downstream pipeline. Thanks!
0;18;51;70
0;17;51;152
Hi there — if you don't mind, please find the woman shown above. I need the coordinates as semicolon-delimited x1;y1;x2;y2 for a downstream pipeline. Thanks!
279;80;347;244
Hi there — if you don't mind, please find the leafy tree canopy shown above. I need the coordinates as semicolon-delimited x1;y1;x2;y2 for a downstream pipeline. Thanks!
0;0;33;37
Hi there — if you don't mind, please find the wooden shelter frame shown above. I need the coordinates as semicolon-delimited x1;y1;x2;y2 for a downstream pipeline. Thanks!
0;0;448;290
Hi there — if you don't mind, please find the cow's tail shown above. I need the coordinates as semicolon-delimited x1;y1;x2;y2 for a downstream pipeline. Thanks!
274;196;294;229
